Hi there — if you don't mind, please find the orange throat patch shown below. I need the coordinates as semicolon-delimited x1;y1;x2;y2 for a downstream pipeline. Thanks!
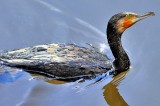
117;15;136;33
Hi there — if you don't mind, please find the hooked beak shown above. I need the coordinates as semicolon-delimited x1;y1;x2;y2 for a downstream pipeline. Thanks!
117;12;155;33
135;12;155;22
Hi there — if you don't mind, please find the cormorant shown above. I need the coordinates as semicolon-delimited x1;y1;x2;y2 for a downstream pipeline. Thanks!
0;12;155;80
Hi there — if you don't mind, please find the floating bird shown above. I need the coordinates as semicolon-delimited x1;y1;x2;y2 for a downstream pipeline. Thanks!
0;12;155;80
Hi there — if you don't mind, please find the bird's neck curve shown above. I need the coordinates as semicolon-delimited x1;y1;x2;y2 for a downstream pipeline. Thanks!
107;25;130;74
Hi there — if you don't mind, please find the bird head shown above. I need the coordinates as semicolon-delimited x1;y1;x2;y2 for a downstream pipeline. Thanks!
108;12;155;34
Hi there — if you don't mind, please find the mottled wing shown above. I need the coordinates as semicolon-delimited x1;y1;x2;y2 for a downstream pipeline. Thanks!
0;43;112;79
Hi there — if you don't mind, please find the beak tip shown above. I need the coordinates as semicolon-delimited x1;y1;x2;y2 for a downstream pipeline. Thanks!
149;12;155;16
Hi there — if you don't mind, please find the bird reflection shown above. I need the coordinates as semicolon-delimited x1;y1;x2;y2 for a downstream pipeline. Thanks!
0;64;129;106
30;69;129;106
103;71;129;106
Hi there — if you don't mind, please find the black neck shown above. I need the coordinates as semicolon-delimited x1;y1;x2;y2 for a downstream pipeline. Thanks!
107;25;130;74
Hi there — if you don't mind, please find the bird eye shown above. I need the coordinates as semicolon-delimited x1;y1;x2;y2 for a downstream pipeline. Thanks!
126;14;132;18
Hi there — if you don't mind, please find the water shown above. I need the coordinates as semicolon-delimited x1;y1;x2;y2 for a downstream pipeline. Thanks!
0;0;160;106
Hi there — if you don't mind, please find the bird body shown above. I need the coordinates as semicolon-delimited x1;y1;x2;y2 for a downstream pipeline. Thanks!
0;12;155;80
0;43;112;80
